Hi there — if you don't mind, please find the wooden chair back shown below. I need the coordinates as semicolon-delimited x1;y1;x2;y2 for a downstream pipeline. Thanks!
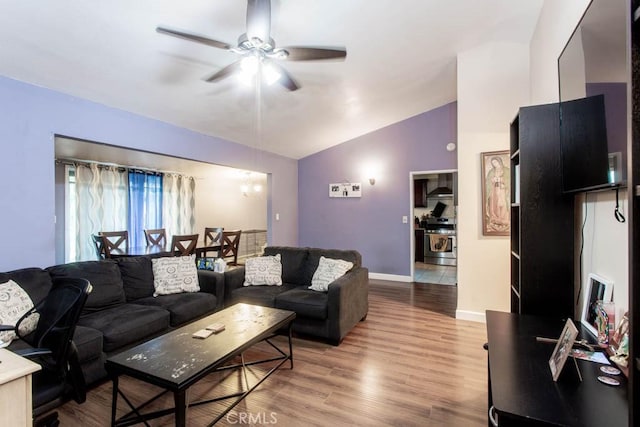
203;227;224;258
98;231;129;258
221;230;242;265
170;234;199;256
144;228;167;246
91;234;107;260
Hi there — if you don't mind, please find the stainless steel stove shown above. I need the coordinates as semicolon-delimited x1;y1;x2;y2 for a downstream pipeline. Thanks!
423;217;457;266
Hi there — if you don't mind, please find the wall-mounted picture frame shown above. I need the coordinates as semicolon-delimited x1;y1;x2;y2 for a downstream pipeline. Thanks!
548;318;579;382
329;183;362;198
481;150;511;236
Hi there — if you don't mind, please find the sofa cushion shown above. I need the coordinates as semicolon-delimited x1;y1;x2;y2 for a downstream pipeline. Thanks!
151;255;200;296
230;282;299;307
275;287;328;320
0;268;52;306
78;303;169;353
47;261;126;314
134;292;218;327
116;256;155;301
303;248;361;285
72;325;103;363
309;256;354;292
244;254;282;286
263;247;309;284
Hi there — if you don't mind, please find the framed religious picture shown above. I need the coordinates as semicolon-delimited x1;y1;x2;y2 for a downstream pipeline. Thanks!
549;318;579;381
481;150;511;236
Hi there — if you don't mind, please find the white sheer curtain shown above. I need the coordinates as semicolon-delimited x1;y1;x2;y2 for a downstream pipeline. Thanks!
70;163;128;261
163;173;196;239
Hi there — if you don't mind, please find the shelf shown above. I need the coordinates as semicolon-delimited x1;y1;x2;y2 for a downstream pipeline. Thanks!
511;251;520;259
511;203;520;207
510;285;520;299
511;149;520;159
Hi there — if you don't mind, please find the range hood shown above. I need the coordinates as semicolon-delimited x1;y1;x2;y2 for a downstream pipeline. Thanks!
427;174;454;197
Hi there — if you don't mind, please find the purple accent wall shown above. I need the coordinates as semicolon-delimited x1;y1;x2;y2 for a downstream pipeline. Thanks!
586;82;627;181
0;76;298;271
298;102;457;276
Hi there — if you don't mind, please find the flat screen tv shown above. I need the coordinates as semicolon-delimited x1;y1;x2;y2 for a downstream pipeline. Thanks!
557;0;627;193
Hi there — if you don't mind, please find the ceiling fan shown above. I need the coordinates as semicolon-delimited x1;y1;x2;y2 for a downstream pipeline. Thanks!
156;0;347;91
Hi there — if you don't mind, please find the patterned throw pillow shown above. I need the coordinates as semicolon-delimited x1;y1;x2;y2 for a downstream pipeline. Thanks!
244;254;283;286
151;255;200;297
309;256;354;292
0;280;40;346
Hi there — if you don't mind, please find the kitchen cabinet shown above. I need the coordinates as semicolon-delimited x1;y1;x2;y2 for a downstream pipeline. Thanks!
414;179;428;207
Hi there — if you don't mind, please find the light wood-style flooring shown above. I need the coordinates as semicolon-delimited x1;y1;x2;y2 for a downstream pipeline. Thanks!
57;280;488;426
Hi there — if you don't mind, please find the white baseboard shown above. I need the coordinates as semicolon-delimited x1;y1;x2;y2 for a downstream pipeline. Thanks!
455;310;486;323
368;272;413;282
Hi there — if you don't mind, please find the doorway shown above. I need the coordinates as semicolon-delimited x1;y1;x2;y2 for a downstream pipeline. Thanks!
411;169;457;285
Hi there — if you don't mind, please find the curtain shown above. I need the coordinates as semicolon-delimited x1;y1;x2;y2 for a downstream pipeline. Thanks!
128;170;163;248
163;173;196;238
72;163;128;261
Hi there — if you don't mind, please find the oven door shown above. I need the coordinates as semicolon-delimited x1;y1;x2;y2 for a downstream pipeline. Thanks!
424;234;457;266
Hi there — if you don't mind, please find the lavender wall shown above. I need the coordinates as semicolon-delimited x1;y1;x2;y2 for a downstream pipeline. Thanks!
298;102;457;276
0;76;298;271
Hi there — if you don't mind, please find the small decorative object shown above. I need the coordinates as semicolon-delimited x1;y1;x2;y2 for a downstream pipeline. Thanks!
481;150;510;236
580;273;613;339
548;318;579;382
213;258;227;273
329;182;362;198
611;312;629;350
610;312;629;368
595;301;609;346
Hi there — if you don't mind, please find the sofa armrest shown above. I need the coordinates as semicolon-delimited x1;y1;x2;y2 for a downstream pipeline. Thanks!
326;267;369;343
197;270;225;310
223;267;246;306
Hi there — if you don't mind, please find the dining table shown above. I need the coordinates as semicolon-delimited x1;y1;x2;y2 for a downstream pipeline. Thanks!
107;242;223;259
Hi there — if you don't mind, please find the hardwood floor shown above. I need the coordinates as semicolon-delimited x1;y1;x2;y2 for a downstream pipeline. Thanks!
57;280;488;426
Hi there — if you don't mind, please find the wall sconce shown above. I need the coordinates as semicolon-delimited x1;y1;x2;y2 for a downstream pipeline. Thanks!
369;177;376;185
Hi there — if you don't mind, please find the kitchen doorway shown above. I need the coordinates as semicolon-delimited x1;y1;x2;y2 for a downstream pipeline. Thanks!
410;169;458;285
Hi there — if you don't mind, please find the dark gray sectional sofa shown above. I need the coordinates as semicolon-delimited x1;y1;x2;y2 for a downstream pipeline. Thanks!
0;255;224;385
224;246;369;345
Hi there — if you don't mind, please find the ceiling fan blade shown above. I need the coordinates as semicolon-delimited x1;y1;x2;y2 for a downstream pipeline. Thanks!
204;60;243;83
156;26;231;50
279;47;347;61
268;61;300;91
246;0;271;43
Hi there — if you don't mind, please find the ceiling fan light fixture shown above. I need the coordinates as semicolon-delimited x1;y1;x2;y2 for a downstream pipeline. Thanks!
263;62;282;85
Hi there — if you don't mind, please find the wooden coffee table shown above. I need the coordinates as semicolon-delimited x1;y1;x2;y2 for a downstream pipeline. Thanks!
106;303;295;426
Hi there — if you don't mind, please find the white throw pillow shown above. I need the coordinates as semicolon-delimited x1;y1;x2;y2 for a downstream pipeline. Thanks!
309;256;354;292
0;280;40;346
151;255;200;297
244;254;283;286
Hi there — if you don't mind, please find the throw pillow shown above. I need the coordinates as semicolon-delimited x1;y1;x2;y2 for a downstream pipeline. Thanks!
151;255;200;297
244;254;283;286
309;256;354;292
0;279;40;346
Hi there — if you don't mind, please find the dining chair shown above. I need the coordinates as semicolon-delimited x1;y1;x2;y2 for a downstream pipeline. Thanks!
91;234;107;260
202;227;224;258
99;230;129;258
170;234;199;256
221;230;242;265
144;228;167;246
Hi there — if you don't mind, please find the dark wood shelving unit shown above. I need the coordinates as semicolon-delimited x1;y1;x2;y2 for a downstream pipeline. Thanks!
509;103;574;318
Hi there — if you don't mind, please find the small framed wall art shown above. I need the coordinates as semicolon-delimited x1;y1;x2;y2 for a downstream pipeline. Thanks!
329;183;362;198
481;150;511;236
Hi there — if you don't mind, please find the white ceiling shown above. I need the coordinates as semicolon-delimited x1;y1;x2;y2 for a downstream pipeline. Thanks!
0;0;543;159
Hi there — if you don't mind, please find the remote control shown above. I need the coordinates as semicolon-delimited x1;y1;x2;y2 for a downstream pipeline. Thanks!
192;329;214;339
205;323;225;333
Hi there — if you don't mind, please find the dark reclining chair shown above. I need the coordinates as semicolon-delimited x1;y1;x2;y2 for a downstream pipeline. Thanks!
1;277;92;426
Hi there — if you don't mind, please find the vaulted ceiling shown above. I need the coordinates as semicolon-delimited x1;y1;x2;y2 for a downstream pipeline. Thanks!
0;0;543;159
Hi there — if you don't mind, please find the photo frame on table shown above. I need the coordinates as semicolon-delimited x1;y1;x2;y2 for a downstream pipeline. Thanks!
481;150;510;236
549;318;579;381
580;273;613;339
